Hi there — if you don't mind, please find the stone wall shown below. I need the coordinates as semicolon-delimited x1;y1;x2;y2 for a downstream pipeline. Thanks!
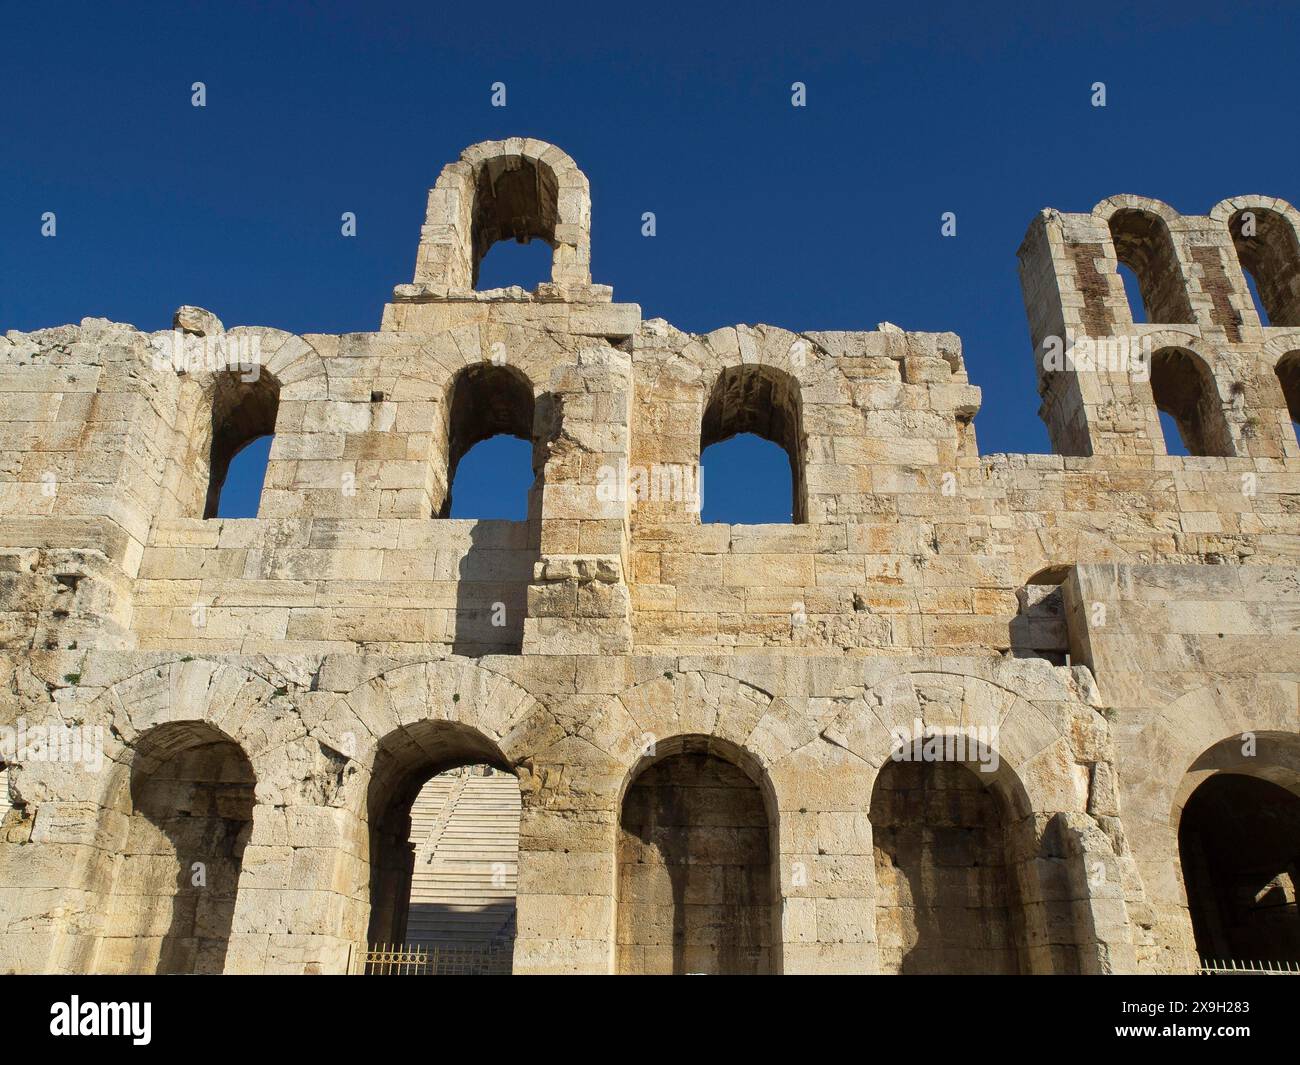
0;138;1298;974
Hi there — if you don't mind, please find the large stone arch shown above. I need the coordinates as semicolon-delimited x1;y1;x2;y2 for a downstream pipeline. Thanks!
32;659;307;974
614;732;780;973
94;719;257;974
323;658;547;972
820;665;1134;974
583;666;870;973
1116;674;1300;971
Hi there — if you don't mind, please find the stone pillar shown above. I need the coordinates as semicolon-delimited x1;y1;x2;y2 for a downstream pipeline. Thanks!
523;345;633;656
511;767;615;974
1055;812;1139;974
226;742;367;975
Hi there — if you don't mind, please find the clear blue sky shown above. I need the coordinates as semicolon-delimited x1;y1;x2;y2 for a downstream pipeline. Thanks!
3;1;1295;519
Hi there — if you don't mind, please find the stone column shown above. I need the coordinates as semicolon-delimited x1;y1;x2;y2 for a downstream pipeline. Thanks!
523;345;633;656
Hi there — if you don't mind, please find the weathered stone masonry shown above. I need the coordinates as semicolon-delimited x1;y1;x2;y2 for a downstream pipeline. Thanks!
1;139;1299;974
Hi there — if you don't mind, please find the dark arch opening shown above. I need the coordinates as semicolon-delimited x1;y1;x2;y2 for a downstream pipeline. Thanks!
366;722;519;974
1149;348;1232;457
1179;773;1300;963
1231;208;1300;328
470;157;559;290
871;755;1026;974
700;365;806;524
1109;209;1194;324
1277;351;1300;445
204;371;280;518
616;739;776;974
101;722;255;974
439;364;539;519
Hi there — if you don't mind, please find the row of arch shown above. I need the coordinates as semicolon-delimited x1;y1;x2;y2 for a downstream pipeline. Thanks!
75;719;1032;974
1127;342;1300;457
77;715;1300;974
41;652;1296;976
199;359;808;523
1103;201;1300;330
193;343;1300;519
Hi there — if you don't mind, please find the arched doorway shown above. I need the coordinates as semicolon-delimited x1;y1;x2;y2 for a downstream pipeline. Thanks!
616;737;778;974
1179;773;1300;963
366;722;521;974
98;722;255;974
871;754;1027;974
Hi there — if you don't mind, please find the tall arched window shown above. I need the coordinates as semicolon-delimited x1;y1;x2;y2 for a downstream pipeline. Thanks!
700;365;806;524
1180;774;1300;963
366;722;519;974
1231;208;1300;327
469;156;560;291
98;723;255;974
872;756;1027;973
1108;209;1194;324
1149;348;1232;457
204;371;280;518
438;364;538;519
616;737;777;974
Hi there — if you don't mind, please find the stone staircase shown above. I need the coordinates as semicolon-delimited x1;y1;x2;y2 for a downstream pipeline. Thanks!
404;767;520;953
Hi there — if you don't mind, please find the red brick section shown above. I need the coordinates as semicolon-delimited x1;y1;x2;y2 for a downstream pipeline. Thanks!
1190;246;1243;342
1067;243;1114;336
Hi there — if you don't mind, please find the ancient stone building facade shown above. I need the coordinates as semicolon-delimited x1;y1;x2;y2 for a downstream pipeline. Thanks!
1;139;1298;974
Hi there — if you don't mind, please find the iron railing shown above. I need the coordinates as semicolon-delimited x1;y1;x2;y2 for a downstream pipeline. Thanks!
1196;956;1300;975
356;941;512;975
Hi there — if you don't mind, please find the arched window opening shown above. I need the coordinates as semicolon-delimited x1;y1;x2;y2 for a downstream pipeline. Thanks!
366;723;519;974
1149;348;1232;457
871;757;1026;974
1108;209;1194;324
204;372;280;519
214;436;273;518
1243;268;1270;328
1179;774;1300;964
439;364;538;519
99;723;254;974
700;433;794;524
470;157;558;291
1116;262;1147;323
475;238;554;292
1231;208;1300;328
616;740;777;974
700;365;805;524
1275;351;1300;444
449;437;534;520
